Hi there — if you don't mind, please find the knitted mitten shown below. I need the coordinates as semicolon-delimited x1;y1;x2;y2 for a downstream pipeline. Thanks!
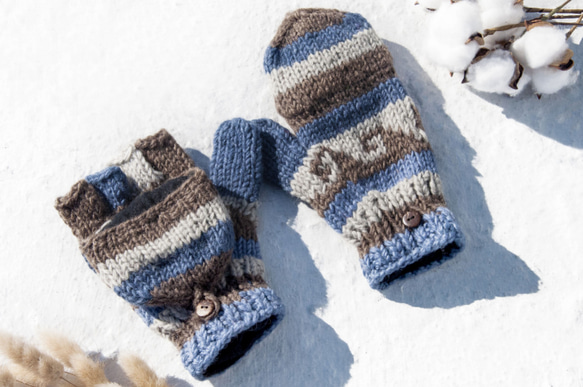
55;130;283;379
258;8;464;289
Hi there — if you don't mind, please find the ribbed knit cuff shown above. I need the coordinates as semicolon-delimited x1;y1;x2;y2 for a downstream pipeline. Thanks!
360;207;464;290
180;286;284;379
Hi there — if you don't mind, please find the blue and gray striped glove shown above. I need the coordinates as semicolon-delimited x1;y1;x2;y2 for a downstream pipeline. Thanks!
256;8;464;289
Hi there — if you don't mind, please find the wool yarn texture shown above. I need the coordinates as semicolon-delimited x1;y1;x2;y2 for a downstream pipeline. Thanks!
258;8;464;289
55;129;283;380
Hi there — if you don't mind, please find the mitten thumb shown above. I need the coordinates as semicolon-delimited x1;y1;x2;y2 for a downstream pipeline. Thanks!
251;118;305;192
210;118;262;202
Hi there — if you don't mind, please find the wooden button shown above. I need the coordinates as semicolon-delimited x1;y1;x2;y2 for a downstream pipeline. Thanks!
403;210;421;228
195;300;215;318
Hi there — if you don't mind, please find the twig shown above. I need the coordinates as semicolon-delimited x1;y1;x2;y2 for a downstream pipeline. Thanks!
483;20;583;37
548;14;583;19
551;21;583;25
483;22;526;37
541;0;573;20
524;7;583;13
567;13;583;37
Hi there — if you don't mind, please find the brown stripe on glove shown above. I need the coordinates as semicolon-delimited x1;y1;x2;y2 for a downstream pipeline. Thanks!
270;8;346;48
81;169;219;267
299;129;432;215
55;180;114;240
149;252;232;308
135;129;196;180
274;45;396;132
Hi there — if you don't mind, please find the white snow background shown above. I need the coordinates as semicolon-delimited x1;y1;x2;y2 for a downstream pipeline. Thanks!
1;1;582;386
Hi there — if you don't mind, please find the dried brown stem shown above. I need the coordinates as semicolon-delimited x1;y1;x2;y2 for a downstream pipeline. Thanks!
566;13;583;37
542;0;573;20
483;19;583;37
483;23;526;37
524;7;583;13
548;14;583;19
551;21;583;25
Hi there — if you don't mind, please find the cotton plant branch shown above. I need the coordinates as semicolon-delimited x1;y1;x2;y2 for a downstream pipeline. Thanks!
524;7;583;12
483;20;583;37
419;0;580;96
540;0;572;20
566;13;583;37
0;331;169;387
482;1;583;37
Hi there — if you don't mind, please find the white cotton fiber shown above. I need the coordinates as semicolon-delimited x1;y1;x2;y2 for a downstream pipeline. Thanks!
477;0;525;47
417;0;448;11
466;49;530;96
425;1;483;71
530;66;579;94
478;0;525;28
511;26;569;69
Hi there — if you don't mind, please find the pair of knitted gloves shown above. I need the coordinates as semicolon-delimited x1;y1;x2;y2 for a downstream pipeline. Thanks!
55;9;464;380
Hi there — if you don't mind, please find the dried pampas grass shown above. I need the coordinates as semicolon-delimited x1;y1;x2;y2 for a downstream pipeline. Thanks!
118;354;169;387
0;331;64;387
0;366;16;387
39;331;109;386
0;331;169;387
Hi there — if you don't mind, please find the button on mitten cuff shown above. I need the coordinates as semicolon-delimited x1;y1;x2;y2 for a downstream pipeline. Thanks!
258;8;464;289
55;129;283;380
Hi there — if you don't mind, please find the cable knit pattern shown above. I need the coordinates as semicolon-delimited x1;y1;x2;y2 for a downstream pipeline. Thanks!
258;8;464;289
55;129;283;380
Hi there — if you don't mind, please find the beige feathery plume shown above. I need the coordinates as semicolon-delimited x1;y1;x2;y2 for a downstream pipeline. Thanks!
0;331;64;387
38;331;109;386
0;365;16;387
95;384;123;386
118;354;169;387
37;331;82;368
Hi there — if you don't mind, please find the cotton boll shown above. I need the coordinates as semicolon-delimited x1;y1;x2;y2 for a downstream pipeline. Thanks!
425;39;481;72
430;1;483;41
477;0;516;11
530;66;579;94
478;0;525;47
425;1;483;71
478;0;524;28
416;0;448;11
512;26;569;69
466;49;530;96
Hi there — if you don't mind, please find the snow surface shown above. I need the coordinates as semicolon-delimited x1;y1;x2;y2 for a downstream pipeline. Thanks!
1;1;583;386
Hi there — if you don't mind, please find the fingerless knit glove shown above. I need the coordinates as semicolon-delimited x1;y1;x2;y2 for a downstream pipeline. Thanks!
55;130;283;379
258;8;464;289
